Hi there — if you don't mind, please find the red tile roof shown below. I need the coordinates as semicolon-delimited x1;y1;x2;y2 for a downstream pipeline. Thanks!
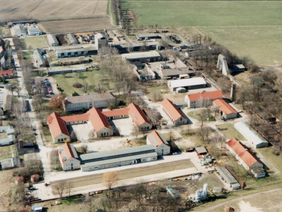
102;108;129;117
0;70;13;77
127;103;151;127
161;98;186;122
148;131;168;147
187;90;223;102
58;143;79;164
87;107;112;132
227;138;261;168
47;112;69;138
61;113;90;123
213;99;237;115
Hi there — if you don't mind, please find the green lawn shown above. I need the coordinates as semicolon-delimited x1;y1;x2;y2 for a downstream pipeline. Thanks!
52;68;111;96
217;123;246;141
258;147;282;173
0;145;13;161
198;26;282;65
20;36;48;50
23;51;33;62
126;1;282;27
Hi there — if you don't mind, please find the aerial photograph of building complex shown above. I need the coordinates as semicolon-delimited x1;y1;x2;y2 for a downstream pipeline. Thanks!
0;0;281;211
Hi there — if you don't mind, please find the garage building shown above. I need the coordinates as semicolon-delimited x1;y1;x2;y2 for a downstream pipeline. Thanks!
213;99;237;120
215;166;240;190
168;77;207;91
47;34;59;46
80;145;157;171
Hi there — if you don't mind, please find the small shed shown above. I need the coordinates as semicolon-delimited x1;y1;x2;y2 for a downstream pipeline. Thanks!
32;204;42;212
15;176;24;185
31;174;40;183
195;147;207;156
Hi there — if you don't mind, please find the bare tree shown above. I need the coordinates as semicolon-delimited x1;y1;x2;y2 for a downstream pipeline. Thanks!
103;171;119;196
51;181;67;200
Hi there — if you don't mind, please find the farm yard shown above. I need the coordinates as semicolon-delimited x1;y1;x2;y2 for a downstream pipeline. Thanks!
0;0;108;22
38;18;113;34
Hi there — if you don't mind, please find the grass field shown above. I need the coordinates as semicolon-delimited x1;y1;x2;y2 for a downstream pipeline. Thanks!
20;36;48;50
198;26;282;65
0;145;13;161
216;123;246;141
126;1;282;27
53;159;194;188
52;68;108;96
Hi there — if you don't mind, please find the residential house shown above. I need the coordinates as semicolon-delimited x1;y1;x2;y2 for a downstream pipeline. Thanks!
226;138;265;178
146;131;170;155
127;103;152;131
213;99;237;120
58;143;80;171
47;34;59;46
161;98;187;125
185;90;223;108
63;92;115;112
47;112;70;143
0;70;14;79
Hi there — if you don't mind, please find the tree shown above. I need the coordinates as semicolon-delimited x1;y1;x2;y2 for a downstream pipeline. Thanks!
151;91;163;102
51;181;67;199
103;171;119;195
72;91;79;96
49;95;65;110
70;131;77;142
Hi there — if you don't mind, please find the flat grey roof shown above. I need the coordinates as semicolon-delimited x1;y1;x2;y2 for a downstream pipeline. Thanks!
66;92;114;104
195;146;207;154
67;33;78;44
123;51;160;60
55;45;97;54
70;145;79;158
47;34;59;45
27;28;41;33
81;145;156;161
136;33;161;38
216;166;240;187
14;25;26;35
168;77;206;88
81;152;157;168
48;64;86;73
1;156;20;169
161;68;194;77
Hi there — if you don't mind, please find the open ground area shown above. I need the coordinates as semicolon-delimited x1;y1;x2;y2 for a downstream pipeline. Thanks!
20;36;48;50
38;18;113;34
53;159;194;188
52;68;109;96
216;123;246;141
0;0;108;21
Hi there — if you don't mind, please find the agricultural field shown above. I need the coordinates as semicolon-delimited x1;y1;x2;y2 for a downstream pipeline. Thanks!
198;26;282;65
126;1;282;27
38;17;113;34
0;0;108;22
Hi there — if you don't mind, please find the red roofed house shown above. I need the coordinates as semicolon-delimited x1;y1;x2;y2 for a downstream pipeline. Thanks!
87;107;113;137
213;99;237;120
146;131;170;155
58;143;80;170
0;70;14;79
127;103;152;131
161;98;187;125
185;90;223;108
47;112;70;143
227;138;265;178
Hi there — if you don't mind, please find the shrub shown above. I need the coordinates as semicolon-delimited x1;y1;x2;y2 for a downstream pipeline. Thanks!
72;92;79;96
72;82;82;88
272;147;280;156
